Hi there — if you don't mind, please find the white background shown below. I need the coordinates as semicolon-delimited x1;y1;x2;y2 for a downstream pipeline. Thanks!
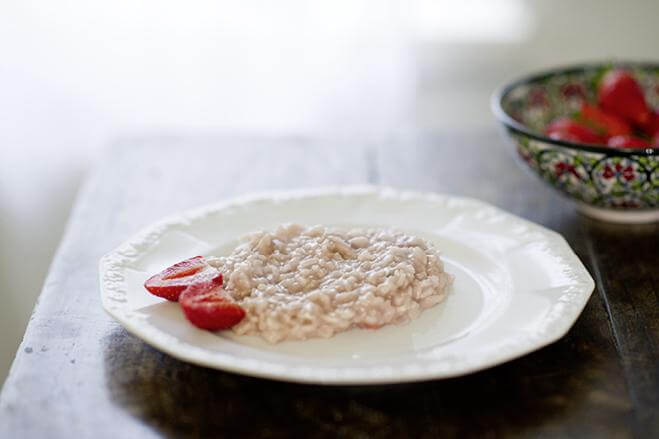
1;0;658;385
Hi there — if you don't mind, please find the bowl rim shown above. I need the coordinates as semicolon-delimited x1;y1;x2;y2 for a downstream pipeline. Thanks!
491;61;659;157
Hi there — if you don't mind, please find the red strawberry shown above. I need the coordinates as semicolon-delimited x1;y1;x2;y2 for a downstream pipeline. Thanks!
641;111;659;137
598;70;651;126
607;135;649;149
144;256;222;301
545;117;603;144
652;133;659;147
179;282;245;330
578;103;631;138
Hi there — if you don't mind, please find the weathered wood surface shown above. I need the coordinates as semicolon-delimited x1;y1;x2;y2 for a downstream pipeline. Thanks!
1;134;656;438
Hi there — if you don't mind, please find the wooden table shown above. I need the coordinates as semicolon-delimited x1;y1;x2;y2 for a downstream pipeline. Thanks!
1;133;657;438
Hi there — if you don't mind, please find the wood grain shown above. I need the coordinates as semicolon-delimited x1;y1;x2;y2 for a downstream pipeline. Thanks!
0;133;655;438
582;220;659;436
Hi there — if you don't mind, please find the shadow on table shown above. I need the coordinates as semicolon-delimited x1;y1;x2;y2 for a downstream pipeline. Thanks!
102;298;632;439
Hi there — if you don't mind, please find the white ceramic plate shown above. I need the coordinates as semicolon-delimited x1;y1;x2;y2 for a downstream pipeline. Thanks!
100;187;594;385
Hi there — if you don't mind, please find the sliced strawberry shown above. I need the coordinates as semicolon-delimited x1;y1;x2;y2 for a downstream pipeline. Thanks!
578;103;631;138
607;135;649;149
598;70;651;126
545;117;603;144
144;256;222;301
179;282;245;330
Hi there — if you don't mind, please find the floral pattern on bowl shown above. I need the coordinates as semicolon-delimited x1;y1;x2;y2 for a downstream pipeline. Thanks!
493;63;659;221
514;134;657;208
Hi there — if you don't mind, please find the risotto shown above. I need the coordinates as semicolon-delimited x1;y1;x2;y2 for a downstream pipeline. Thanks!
207;224;453;343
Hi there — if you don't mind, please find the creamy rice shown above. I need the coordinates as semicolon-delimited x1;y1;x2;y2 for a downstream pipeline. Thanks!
207;224;453;343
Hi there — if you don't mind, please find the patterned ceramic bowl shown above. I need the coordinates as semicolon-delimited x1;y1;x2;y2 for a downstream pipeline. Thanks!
492;62;659;223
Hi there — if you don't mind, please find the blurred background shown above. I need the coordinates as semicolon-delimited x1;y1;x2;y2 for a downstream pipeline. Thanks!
1;0;657;386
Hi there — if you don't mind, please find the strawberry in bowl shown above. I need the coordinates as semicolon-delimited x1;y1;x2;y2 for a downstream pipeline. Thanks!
539;69;656;149
492;62;659;223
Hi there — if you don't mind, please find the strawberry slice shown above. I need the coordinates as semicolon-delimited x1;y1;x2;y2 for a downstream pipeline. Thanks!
545;117;603;144
144;256;222;301
179;282;245;330
598;70;651;126
607;135;649;149
578;103;631;138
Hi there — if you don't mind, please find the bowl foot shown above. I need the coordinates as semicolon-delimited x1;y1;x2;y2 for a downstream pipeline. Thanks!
576;203;659;224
